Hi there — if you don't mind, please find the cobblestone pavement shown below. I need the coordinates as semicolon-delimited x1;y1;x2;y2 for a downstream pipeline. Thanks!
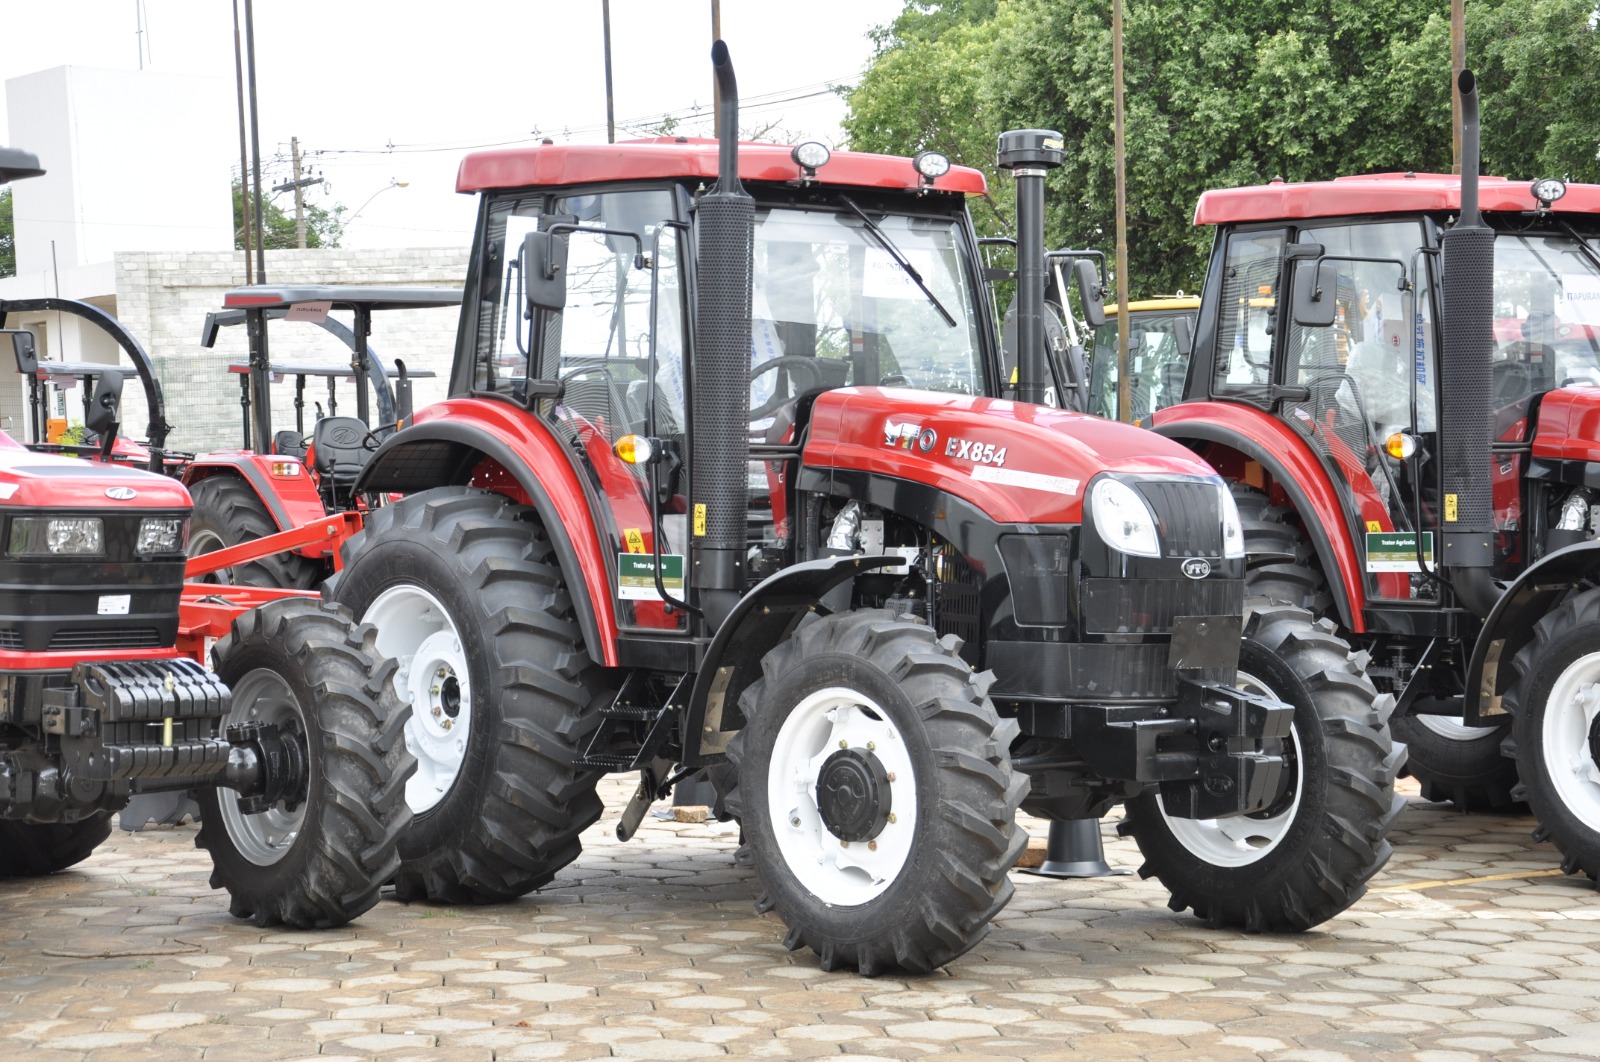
1;777;1596;1061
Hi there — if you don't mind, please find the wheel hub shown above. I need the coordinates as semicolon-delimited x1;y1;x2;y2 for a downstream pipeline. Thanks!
816;747;891;842
1589;702;1600;772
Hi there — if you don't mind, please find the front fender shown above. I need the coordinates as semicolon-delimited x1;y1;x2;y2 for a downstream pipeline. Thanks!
1465;541;1600;725
683;555;901;763
356;398;621;666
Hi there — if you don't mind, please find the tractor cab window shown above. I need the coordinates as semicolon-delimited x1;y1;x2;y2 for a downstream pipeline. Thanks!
1212;229;1285;404
744;205;984;433
1491;232;1600;404
1088;302;1198;422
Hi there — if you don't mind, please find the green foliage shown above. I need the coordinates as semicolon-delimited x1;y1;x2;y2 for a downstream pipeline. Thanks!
232;179;345;250
845;0;1600;295
0;189;13;278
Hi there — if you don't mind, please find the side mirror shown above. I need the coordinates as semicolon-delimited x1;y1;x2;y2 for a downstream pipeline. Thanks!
522;229;569;314
1173;315;1194;358
84;371;123;438
1074;259;1106;329
1291;260;1338;328
6;330;37;374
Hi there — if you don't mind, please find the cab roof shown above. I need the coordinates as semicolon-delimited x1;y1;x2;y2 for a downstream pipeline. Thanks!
457;138;988;196
1195;173;1600;226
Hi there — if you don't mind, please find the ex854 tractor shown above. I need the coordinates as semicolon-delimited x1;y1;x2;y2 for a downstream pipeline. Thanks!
327;43;1400;974
1119;71;1600;881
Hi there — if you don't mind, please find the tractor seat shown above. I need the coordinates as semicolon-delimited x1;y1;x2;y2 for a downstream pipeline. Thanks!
273;430;307;460
309;416;374;507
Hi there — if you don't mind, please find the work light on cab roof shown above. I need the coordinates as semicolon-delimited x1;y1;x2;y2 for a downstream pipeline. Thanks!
1531;177;1567;209
914;149;951;188
790;141;830;181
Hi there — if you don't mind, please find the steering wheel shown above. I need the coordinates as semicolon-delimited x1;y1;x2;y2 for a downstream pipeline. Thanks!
1492;359;1535;405
749;355;826;420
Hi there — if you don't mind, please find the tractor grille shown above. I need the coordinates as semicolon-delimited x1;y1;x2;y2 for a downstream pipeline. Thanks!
47;628;165;652
930;543;982;665
1133;479;1225;558
1080;578;1243;635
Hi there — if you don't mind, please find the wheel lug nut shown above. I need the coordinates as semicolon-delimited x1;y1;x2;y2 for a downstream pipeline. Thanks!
868;841;878;851
886;772;896;783
790;816;801;827
867;741;875;751
888;813;897;824
436;667;447;679
839;740;847;749
840;840;849;848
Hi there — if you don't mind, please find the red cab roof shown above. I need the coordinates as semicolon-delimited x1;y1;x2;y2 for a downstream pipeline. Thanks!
457;137;988;196
1194;173;1600;226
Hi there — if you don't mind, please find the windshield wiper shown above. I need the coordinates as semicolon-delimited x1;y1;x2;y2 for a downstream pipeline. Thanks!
1556;220;1600;275
838;194;957;328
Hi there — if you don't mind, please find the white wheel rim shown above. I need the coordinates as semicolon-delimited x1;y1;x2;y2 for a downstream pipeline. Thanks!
1158;669;1305;867
1414;714;1501;741
767;686;917;906
216;668;307;866
1541;650;1600;828
365;584;472;815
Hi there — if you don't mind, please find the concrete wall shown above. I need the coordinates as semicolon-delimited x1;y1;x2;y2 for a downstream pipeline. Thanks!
114;247;469;453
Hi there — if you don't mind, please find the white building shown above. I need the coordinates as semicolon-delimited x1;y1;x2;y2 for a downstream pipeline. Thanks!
0;66;466;453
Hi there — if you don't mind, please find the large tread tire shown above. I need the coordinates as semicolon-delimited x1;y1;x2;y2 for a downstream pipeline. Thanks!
1120;601;1406;931
188;474;324;589
326;485;608;905
195;597;414;928
1391;713;1520;811
724;609;1027;975
1503;587;1600;885
1232;483;1517;812
0;814;113;878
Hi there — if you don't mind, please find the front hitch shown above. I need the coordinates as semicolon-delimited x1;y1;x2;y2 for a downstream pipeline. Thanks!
223;720;309;815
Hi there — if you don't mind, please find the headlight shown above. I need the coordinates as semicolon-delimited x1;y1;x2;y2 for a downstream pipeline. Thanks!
1089;477;1160;557
1218;485;1245;559
9;516;104;556
137;517;187;554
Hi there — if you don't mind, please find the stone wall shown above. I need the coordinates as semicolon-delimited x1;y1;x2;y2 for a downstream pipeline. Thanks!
113;246;469;453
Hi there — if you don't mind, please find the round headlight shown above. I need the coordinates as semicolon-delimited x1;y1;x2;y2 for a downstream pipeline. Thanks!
791;142;831;171
914;150;951;181
1089;477;1160;558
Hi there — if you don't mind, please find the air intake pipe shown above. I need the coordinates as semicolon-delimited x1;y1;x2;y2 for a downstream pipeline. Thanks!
1437;70;1499;618
690;40;754;628
997;130;1064;406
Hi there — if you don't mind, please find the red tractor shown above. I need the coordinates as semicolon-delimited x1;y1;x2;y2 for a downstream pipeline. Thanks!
323;44;1400;974
0;145;412;922
184;285;455;588
1109;72;1600;880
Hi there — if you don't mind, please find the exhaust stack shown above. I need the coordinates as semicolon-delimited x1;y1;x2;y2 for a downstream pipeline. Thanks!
690;40;754;628
1437;69;1497;614
997;130;1065;406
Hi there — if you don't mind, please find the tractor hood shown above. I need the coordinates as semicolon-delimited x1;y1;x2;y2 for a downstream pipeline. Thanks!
0;440;190;510
802;388;1217;525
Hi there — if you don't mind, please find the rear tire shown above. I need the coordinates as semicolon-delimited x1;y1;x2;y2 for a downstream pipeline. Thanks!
196;598;414;928
1231;483;1516;811
724;610;1027;975
0;815;113;878
1120;602;1405;931
327;486;608;904
187;474;323;589
1504;587;1600;884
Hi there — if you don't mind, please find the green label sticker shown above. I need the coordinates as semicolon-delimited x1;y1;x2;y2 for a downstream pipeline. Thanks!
618;553;685;600
1366;531;1433;573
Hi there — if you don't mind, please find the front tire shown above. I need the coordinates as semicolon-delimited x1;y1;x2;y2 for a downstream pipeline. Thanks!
724;610;1027;975
1120;602;1406;931
327;486;607;904
1505;587;1600;884
0;815;113;878
196;598;414;928
187;474;324;589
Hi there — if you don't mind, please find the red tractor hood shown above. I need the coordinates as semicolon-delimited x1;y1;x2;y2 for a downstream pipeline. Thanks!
803;388;1218;524
1532;386;1600;463
0;438;191;510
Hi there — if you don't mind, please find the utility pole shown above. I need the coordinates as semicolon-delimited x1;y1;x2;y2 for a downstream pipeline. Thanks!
602;0;615;144
1451;0;1466;174
273;136;324;249
1112;0;1131;423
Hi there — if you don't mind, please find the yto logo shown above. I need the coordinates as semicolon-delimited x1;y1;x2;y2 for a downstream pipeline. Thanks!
105;486;137;501
883;419;921;450
1181;557;1211;580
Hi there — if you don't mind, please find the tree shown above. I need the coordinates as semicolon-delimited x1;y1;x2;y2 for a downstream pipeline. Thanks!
844;0;1600;295
0;189;14;279
232;179;345;250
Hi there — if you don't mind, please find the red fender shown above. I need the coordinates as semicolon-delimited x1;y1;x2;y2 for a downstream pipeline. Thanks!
184;453;332;559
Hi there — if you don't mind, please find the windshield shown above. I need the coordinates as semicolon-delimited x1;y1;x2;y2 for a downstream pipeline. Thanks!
1492;232;1600;399
1088;305;1197;421
739;205;985;402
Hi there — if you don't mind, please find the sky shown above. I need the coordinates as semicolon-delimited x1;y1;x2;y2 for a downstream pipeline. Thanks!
0;0;907;249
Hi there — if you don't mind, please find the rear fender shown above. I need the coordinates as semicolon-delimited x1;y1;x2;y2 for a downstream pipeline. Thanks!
184;455;329;558
1151;402;1367;631
1464;541;1600;726
683;555;902;763
355;399;621;665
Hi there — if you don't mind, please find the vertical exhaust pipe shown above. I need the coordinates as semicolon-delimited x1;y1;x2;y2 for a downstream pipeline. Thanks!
997;130;1064;406
690;40;754;628
1438;70;1498;616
